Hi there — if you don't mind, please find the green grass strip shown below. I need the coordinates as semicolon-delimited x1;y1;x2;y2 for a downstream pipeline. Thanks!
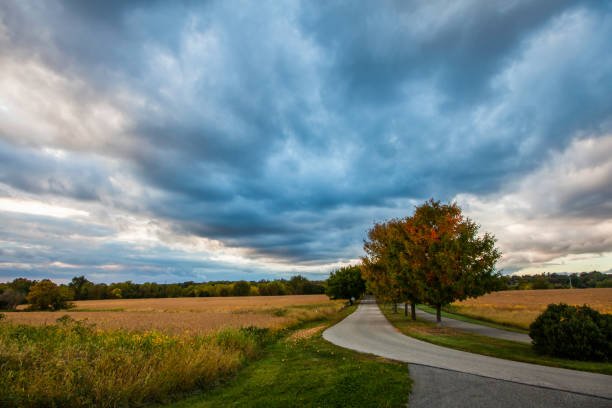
417;304;528;333
169;306;411;408
381;304;612;376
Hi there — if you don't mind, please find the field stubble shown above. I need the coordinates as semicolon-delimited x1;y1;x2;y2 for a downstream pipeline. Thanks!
450;288;612;329
5;295;341;334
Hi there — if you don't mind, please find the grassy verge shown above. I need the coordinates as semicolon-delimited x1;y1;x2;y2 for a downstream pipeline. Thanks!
417;304;528;333
381;303;612;375
169;306;411;408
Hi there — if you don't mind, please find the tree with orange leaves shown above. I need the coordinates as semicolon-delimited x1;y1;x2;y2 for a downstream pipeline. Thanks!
405;199;501;323
362;199;501;323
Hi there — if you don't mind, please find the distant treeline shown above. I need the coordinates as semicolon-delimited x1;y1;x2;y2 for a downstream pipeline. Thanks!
0;275;325;309
503;271;612;290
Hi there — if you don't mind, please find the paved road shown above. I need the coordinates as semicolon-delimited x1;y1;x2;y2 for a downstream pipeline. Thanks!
414;307;531;343
323;301;612;406
409;365;611;408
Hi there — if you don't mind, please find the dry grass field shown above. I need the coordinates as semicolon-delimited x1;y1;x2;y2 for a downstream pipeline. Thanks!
0;295;345;406
451;288;612;329
4;295;342;334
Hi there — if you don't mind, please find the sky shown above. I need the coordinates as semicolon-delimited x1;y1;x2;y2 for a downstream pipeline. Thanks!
0;0;611;283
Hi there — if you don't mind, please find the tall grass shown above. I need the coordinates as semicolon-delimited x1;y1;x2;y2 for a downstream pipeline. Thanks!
0;317;273;407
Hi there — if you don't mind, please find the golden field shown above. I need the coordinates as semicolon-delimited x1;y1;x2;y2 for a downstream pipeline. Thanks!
0;295;343;406
451;288;612;329
4;295;342;334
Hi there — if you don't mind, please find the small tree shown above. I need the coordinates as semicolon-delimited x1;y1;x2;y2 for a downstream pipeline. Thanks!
0;288;25;310
326;265;366;304
362;219;424;319
26;279;73;311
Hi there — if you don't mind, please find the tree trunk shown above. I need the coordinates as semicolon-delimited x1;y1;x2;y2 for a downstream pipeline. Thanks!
411;303;416;320
404;302;408;317
436;304;442;324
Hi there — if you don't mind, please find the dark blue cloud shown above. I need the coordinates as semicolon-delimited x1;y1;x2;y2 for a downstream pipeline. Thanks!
0;0;611;281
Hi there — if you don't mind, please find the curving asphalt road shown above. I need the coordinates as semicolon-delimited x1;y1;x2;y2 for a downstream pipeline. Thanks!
323;301;612;406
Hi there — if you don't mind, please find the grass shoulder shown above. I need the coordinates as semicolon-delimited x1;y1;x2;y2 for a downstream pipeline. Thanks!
169;304;411;408
380;303;612;376
417;304;528;333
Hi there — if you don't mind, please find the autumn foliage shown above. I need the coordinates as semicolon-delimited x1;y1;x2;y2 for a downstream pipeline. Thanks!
362;199;502;322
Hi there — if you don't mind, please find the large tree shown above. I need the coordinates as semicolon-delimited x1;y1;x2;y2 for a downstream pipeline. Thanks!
406;199;501;322
326;265;366;304
362;199;501;323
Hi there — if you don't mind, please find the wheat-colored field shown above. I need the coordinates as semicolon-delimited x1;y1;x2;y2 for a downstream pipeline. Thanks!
451;288;612;329
1;295;344;406
4;295;342;333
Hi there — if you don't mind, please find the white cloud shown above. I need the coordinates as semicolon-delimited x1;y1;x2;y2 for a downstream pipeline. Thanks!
0;197;89;218
456;135;612;273
0;57;131;152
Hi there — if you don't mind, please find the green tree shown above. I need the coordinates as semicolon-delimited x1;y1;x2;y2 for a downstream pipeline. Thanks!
362;221;401;311
69;275;94;300
287;275;308;295
362;219;425;318
9;277;34;295
326;265;366;304
258;281;287;296
218;285;231;297
0;288;25;310
232;280;251;296
26;279;73;311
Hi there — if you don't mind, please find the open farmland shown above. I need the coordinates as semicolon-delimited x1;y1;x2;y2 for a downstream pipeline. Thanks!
450;288;612;329
0;295;345;407
5;295;341;334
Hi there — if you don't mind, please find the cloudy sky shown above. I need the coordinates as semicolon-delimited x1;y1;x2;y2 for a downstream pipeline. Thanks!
1;1;611;283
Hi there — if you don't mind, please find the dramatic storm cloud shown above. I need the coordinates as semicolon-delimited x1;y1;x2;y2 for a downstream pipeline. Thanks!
1;1;611;282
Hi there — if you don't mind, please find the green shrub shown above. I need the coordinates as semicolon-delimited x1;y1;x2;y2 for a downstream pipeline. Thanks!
529;303;611;361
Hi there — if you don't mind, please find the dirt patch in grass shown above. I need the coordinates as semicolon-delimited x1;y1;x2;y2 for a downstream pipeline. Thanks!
286;325;326;342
